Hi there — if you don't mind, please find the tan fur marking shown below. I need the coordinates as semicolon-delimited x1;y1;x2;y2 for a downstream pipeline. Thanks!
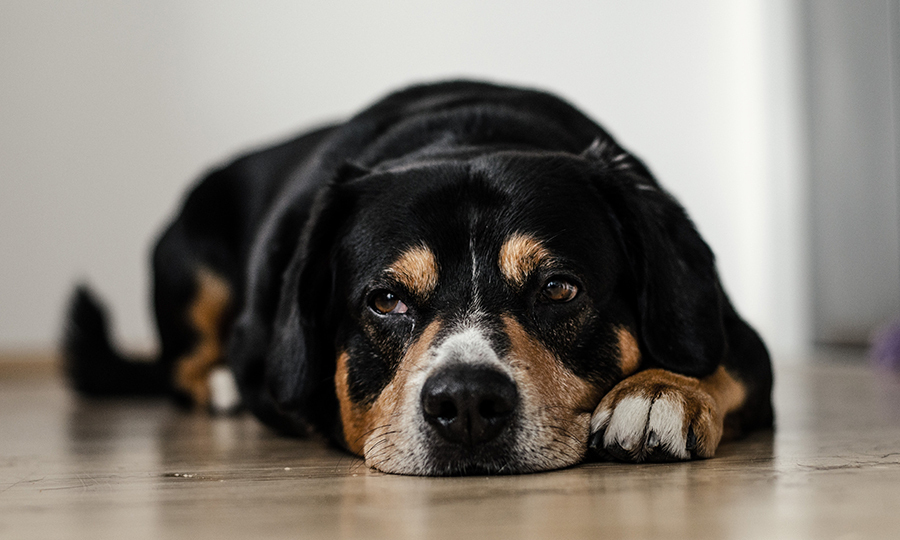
616;327;641;376
336;321;443;457
173;267;231;408
498;233;553;287
334;351;365;455
387;245;439;298
502;316;602;417
699;366;747;422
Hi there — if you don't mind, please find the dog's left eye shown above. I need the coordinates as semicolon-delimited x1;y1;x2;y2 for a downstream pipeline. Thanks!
541;278;578;303
369;290;409;315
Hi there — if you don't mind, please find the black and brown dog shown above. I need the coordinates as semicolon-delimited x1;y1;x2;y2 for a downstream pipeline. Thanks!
64;81;773;476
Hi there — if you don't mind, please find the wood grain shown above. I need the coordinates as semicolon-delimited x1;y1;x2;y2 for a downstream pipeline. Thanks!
2;352;899;539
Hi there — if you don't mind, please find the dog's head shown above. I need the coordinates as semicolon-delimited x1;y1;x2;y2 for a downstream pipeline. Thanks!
233;144;725;475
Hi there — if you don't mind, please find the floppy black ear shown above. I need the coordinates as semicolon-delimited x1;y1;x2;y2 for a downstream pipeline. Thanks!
227;179;354;436
596;170;726;378
263;185;353;428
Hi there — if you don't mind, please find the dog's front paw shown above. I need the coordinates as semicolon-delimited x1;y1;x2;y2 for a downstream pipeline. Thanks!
588;369;723;462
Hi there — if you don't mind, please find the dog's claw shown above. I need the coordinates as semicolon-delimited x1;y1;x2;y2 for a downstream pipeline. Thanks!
646;430;660;449
686;425;697;452
588;429;605;452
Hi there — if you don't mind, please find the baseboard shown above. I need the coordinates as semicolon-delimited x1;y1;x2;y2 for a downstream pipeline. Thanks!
0;349;59;378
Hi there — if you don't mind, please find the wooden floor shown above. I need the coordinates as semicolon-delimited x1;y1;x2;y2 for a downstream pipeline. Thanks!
2;351;900;540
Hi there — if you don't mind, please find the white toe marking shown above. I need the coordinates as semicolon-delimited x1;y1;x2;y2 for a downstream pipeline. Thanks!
647;394;690;459
209;366;241;413
604;395;651;451
590;407;611;434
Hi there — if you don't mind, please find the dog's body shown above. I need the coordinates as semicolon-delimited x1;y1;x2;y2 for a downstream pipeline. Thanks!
65;81;773;475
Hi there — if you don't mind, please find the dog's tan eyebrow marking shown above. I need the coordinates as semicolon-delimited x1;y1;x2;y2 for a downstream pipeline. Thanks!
386;244;439;298
616;326;642;376
498;233;553;287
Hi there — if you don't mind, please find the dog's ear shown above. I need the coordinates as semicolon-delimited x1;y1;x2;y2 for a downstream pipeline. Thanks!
594;167;726;378
263;184;352;427
228;178;355;436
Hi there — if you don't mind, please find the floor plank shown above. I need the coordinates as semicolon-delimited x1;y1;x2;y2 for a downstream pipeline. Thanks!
2;354;900;539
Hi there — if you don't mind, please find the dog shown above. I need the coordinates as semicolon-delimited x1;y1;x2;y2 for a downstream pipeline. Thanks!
64;80;773;476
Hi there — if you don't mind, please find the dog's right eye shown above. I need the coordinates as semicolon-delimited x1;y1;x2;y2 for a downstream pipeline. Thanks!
540;278;579;303
369;290;409;315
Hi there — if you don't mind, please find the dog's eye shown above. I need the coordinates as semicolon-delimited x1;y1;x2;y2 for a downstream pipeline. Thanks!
541;279;578;303
369;290;409;315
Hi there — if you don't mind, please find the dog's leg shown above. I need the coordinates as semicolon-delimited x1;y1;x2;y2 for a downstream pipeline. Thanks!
151;200;242;413
170;267;239;412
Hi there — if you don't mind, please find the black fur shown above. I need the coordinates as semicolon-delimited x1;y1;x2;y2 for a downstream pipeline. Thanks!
63;80;773;459
64;286;167;396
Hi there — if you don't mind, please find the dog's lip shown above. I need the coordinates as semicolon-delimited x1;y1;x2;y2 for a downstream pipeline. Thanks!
413;418;527;475
420;449;522;476
422;461;517;476
418;442;578;476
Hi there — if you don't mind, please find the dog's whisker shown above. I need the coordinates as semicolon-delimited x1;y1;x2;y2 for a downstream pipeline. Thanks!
547;424;584;445
542;438;581;457
363;431;402;454
369;449;399;470
354;423;394;444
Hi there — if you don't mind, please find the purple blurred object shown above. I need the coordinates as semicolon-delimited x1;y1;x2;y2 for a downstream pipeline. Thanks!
871;320;900;372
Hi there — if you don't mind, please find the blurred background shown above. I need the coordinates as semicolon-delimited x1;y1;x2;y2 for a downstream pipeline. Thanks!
1;0;897;364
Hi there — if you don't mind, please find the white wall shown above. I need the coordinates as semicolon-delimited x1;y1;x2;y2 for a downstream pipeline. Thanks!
806;0;900;344
0;0;808;359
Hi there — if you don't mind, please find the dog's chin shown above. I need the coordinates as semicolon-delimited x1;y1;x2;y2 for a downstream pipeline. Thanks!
363;433;587;477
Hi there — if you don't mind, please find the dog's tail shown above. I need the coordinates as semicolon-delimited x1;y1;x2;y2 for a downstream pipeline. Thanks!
63;286;170;396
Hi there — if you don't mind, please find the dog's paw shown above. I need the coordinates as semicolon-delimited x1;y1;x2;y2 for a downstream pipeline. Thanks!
208;366;242;415
588;369;723;462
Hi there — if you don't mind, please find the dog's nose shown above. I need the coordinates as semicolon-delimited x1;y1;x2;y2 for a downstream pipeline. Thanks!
421;365;518;446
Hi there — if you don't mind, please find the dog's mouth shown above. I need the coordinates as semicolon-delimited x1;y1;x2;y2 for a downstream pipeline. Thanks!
414;448;523;477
